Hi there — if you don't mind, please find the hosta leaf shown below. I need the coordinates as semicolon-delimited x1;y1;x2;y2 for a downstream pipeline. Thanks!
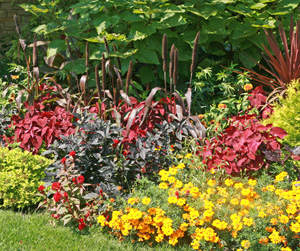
250;3;267;9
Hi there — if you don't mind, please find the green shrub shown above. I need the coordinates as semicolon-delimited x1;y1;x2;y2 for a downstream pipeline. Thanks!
0;147;52;209
263;79;300;147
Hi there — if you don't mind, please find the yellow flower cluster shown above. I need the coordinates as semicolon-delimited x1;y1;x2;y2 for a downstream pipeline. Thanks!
98;168;300;250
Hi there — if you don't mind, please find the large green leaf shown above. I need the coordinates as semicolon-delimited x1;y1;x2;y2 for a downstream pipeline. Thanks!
20;4;49;15
230;21;257;39
184;6;219;20
47;40;67;59
127;22;157;41
154;13;187;29
250;3;267;9
94;15;121;35
139;66;155;84
62;59;86;74
135;47;160;64
227;4;252;16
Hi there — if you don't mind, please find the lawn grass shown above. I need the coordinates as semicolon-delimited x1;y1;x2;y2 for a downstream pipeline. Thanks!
0;210;192;251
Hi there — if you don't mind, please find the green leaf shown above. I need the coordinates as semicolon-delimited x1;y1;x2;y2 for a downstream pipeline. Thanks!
154;13;187;29
20;4;49;15
227;4;252;16
250;3;267;9
109;49;138;59
127;22;156;41
94;15;121;35
139;66;155;84
135;47;159;64
47;40;66;59
184;6;218;20
62;59;86;74
230;22;257;39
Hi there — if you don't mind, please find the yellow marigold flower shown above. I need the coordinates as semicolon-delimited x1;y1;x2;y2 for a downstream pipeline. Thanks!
169;167;178;175
174;180;183;189
11;75;19;80
190;209;200;219
168;176;176;183
290;222;300;233
281;247;292;251
230;198;239;206
176;163;185;169
191;240;200;250
158;169;168;176
210;168;216;174
212;219;228;230
185;153;192;159
155;234;164;243
159;182;168;189
270;218;278;225
258;211;267;218
231;230;238;238
180;222;189;231
218;103;227;109
169;238;178;246
286;204;297;214
241;188;251;197
269;230;282;244
142;197;151;205
97;215;107;227
207;188;216;194
241;240;251;249
182;213;190;220
203;209;214;218
162;226;174;236
278;214;289;224
275;171;288;182
225;178;234;187
248;179;257;186
234;182;244;189
259;237;269;245
190;186;199;195
148;208;157;215
243;83;253;91
168;196;177;204
198;114;204;119
177;198;186;207
207;179;216;186
240;199;250;207
243;217;253;226
128;197;139;205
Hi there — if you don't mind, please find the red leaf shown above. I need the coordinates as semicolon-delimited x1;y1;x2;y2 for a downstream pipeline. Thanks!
269;127;288;139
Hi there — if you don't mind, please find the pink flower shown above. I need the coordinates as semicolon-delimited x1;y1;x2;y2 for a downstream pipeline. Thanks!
77;175;84;184
53;192;62;202
51;182;61;191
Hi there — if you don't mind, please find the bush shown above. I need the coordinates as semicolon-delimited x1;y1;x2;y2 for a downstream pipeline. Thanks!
97;161;300;250
263;79;300;147
0;147;52;209
198;114;287;174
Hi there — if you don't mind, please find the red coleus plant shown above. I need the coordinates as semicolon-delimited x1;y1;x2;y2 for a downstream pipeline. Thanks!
198;114;287;174
6;102;75;154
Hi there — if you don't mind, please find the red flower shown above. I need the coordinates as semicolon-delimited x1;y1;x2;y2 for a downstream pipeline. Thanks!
51;182;61;191
77;175;84;184
175;191;179;198
38;185;45;192
63;192;68;199
72;178;78;185
78;223;86;230
53;192;62;202
61;157;67;164
122;150;128;156
69;151;76;157
112;139;119;147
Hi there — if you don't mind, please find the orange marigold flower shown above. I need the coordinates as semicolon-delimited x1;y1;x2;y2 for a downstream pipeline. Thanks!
243;84;253;91
11;75;19;80
241;240;251;249
259;237;269;245
198;114;204;119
